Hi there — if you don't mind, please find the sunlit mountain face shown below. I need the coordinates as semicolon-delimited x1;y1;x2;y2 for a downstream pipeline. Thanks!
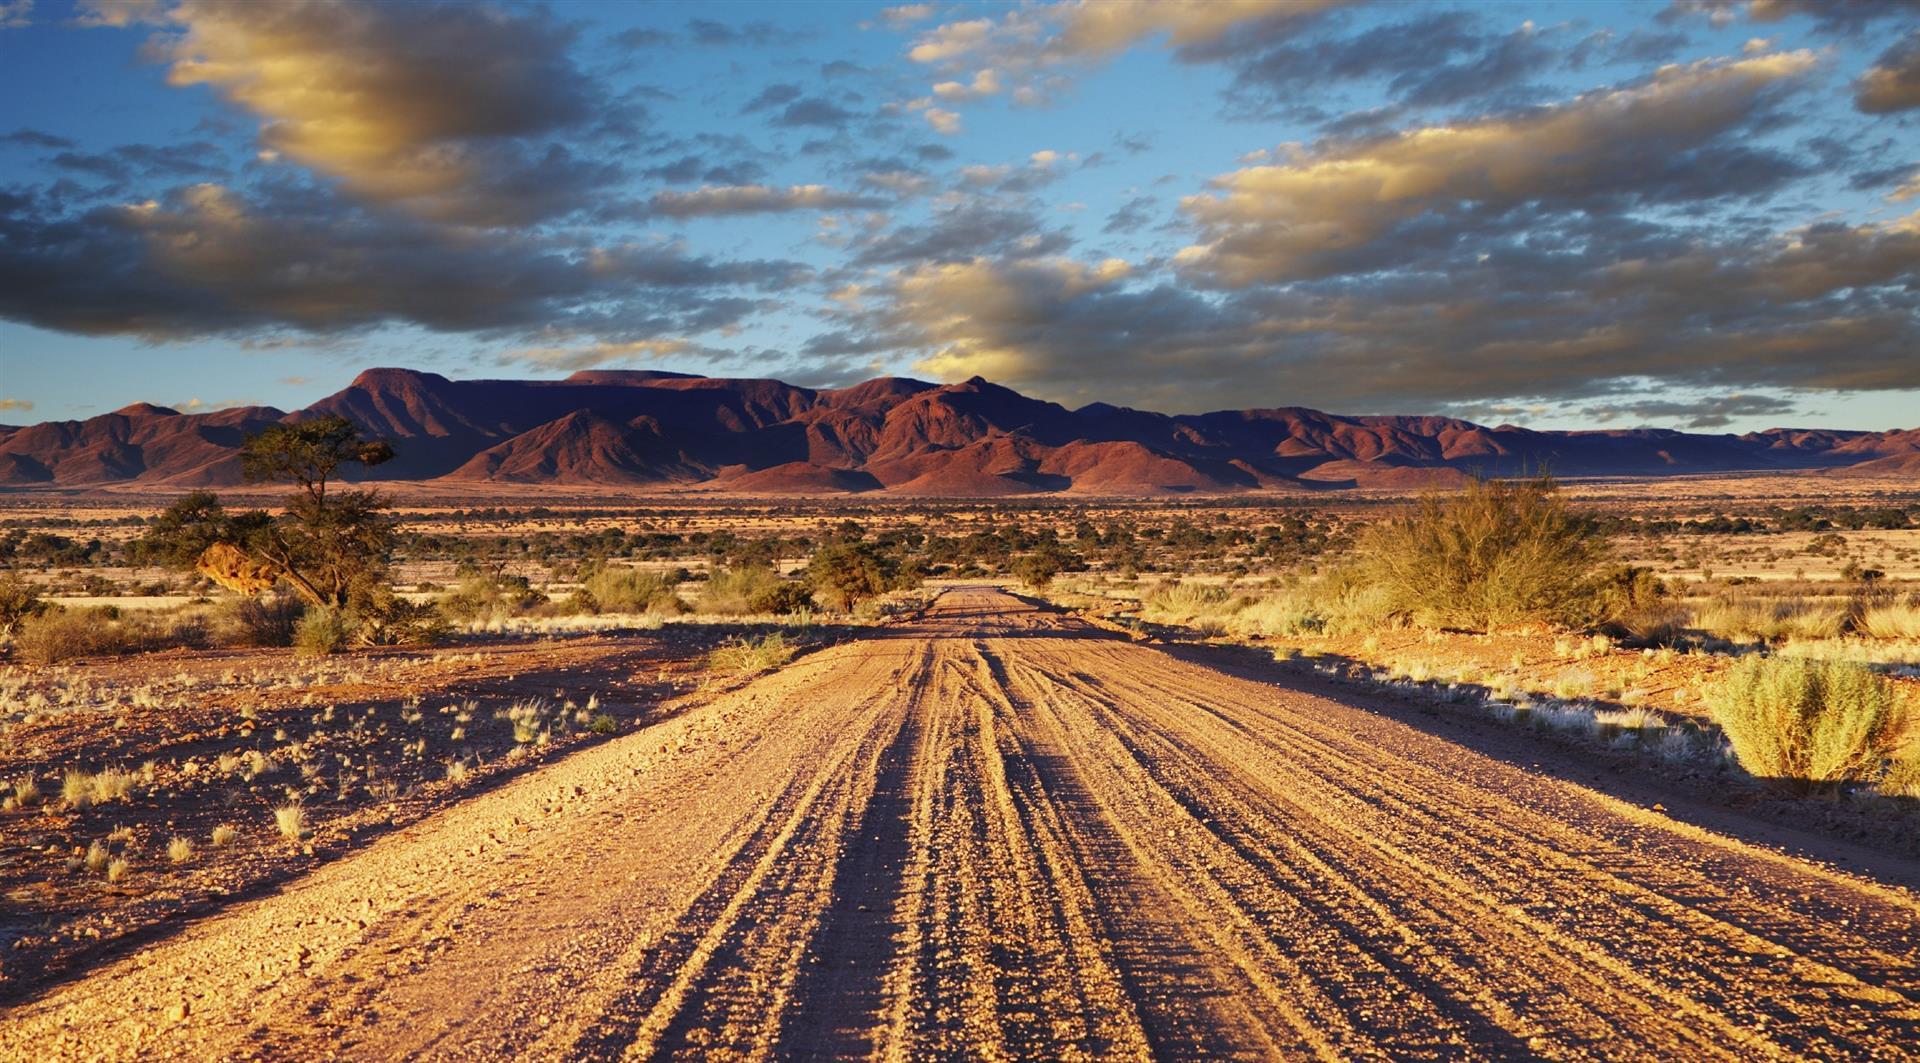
2;0;1916;433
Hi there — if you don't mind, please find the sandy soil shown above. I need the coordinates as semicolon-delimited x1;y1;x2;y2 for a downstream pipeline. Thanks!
3;587;1917;1059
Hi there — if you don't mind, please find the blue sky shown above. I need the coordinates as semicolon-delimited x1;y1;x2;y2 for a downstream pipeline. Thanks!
1;0;1916;431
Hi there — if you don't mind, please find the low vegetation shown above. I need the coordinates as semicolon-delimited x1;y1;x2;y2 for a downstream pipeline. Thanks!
707;632;796;677
1708;657;1911;792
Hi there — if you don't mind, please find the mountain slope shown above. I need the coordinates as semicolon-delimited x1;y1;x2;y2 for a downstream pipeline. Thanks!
2;367;1913;493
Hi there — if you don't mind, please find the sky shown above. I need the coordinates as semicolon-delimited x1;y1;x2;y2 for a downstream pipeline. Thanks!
0;0;1916;432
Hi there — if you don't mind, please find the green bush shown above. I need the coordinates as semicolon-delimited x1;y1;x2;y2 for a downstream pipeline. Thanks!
807;543;901;612
579;565;684;615
294;607;350;657
1708;656;1910;791
1357;476;1609;631
750;580;815;615
437;572;545;622
0;573;44;636
697;566;784;615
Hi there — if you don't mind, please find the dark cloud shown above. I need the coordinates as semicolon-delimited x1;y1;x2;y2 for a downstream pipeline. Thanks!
1581;394;1802;429
772;97;857;129
3;129;77;150
611;26;675;49
821;60;866;79
1857;30;1920;113
646;184;887;218
0;182;803;341
850;201;1075;266
741;83;804;113
1225;12;1570;119
685;19;811;48
1102;195;1158;235
46;141;228;184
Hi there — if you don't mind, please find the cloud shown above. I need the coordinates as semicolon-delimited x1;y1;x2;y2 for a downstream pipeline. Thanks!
1665;1;1915;35
1857;31;1920;113
497;338;695;372
141;0;614;225
648;184;886;218
686;18;811;48
1226;11;1571;117
0;0;31;29
880;4;935;28
1579;393;1801;429
922;107;962;134
1179;52;1819;286
1102;194;1158;234
906;1;1340;106
817;207;1920;413
3;129;76;150
847;201;1075;266
0;398;33;413
742;83;804;113
772;97;857;129
932;68;1002;101
45;141;228;185
0;182;803;341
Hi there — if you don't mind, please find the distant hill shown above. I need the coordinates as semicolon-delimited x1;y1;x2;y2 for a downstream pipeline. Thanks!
3;368;1914;494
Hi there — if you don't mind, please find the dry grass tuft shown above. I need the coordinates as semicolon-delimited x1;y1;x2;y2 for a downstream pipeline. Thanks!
707;632;796;677
273;803;306;841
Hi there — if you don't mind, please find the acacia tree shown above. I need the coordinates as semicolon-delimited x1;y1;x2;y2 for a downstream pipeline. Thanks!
142;416;396;611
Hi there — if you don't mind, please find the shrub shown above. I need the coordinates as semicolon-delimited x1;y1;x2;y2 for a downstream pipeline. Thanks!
437;571;545;622
697;566;785;615
0;573;44;636
807;543;907;611
294;608;350;656
167;836;194;863
1880;748;1920;798
14;607;116;664
1012;553;1063;589
579;565;683;615
1356;476;1609;631
1707;656;1911;791
707;632;795;676
588;713;619;735
223;595;303;647
751;580;816;615
210;824;239;847
350;585;447;646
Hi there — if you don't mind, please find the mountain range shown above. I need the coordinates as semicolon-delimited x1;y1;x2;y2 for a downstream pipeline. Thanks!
2;368;1916;494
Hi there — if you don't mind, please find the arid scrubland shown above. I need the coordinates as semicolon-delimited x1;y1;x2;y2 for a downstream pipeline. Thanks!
3;475;1919;997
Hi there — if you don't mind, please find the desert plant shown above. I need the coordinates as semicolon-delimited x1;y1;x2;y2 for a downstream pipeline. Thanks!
210;824;239;847
85;840;110;873
696;566;785;615
273;803;306;841
222;594;304;647
10;776;41;807
107;857;131;883
578;565;684;615
1357;475;1609;631
167;836;194;863
294;607;350;656
806;542;905;611
1707;656;1911;790
14;608;113;665
437;570;546;622
707;632;795;676
1857;601;1920;641
588;713;619;735
0;573;44;637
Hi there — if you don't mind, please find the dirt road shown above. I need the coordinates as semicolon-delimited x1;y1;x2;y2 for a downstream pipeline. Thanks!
5;587;1917;1059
